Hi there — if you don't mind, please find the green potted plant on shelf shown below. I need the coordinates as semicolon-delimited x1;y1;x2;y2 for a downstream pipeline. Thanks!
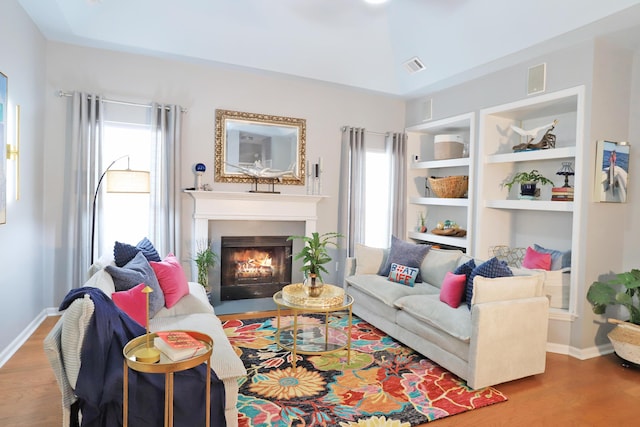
502;169;554;198
287;231;342;297
193;241;218;290
587;269;640;365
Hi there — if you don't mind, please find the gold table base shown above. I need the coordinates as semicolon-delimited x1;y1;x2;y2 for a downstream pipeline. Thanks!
123;330;213;427
274;285;353;371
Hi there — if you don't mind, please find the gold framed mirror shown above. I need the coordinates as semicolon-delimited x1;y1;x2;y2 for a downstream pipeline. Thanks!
214;109;306;185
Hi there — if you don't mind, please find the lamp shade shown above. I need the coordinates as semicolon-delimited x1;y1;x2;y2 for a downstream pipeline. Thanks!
106;169;150;193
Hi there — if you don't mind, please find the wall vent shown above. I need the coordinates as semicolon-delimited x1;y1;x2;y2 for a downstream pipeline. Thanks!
403;57;426;74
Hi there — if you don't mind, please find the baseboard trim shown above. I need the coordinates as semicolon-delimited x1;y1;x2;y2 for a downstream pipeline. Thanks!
0;308;59;368
547;342;614;360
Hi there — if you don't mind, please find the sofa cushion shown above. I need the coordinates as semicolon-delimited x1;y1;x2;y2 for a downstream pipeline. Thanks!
150;253;189;308
354;243;387;275
154;282;215;318
112;283;147;326
522;246;551;271
106;251;165;317
420;248;463;288
534;243;571;270
471;274;544;304
377;236;431;283
388;263;419;287
113;237;161;267
394;294;472;342
439;272;467;308
345;274;439;306
466;257;512;309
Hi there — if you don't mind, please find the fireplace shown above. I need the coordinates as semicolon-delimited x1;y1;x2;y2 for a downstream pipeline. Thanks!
220;236;293;300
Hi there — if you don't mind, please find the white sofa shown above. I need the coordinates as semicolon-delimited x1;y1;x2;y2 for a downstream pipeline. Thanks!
44;257;246;427
344;244;549;390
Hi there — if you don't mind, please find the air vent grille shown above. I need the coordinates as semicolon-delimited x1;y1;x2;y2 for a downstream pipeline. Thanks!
403;57;425;74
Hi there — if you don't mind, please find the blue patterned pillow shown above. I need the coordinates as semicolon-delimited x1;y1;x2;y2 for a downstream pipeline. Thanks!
377;236;431;283
106;251;165;317
453;259;475;302
466;257;513;309
114;237;161;267
388;263;419;287
533;244;571;270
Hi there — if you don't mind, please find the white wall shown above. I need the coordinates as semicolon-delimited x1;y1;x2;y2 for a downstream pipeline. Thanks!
42;42;405;306
0;1;47;355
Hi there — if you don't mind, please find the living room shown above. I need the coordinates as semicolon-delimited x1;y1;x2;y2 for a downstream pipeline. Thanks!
1;0;640;425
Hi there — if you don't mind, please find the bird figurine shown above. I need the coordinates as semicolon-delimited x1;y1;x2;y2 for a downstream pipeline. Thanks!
512;119;558;151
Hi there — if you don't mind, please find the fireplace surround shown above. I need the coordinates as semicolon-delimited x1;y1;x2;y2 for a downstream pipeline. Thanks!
185;190;326;304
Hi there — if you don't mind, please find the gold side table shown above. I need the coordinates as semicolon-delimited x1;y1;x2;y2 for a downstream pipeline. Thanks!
273;284;353;371
123;330;213;427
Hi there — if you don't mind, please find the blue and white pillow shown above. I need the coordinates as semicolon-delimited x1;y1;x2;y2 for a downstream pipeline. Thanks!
377;236;431;283
466;257;513;308
388;263;419;287
533;244;571;270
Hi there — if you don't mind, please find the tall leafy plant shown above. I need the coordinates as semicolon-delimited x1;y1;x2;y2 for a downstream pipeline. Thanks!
287;232;342;284
587;269;640;325
193;241;218;289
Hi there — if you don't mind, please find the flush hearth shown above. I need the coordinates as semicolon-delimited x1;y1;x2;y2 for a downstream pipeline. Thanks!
221;236;293;300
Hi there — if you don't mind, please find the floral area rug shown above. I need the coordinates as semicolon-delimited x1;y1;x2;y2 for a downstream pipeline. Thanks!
223;314;507;427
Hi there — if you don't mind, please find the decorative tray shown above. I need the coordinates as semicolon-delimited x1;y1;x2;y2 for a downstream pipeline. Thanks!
282;283;345;307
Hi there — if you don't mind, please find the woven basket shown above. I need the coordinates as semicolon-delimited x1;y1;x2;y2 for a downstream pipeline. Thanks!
428;176;468;198
608;324;640;364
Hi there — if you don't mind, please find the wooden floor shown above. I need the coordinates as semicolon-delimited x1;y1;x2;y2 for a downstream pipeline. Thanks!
2;313;638;426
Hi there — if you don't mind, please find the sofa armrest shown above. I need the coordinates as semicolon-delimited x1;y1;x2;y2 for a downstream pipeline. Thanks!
467;296;549;389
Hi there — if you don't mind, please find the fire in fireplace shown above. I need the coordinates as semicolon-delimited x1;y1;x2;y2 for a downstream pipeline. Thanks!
220;236;293;300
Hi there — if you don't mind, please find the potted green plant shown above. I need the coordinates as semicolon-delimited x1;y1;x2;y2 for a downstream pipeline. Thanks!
502;169;554;198
193;241;218;290
587;269;640;364
287;231;342;297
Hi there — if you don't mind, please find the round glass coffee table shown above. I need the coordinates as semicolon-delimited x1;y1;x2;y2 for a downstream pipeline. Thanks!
273;284;353;371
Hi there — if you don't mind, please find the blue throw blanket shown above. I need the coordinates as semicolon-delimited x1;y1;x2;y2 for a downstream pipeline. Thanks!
60;287;226;427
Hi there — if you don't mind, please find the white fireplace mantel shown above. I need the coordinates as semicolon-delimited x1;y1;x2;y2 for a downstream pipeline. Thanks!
185;191;327;273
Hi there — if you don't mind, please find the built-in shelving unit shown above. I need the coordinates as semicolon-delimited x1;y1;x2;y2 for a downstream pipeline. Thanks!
405;113;475;251
475;86;585;317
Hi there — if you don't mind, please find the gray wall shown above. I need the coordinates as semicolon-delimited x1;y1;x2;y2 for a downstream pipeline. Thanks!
0;1;47;357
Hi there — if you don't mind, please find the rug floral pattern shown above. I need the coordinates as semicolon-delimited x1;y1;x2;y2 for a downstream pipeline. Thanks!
224;315;507;427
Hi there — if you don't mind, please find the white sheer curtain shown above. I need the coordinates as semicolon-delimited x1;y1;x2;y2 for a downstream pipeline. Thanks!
64;92;104;287
338;127;366;258
387;132;407;240
149;103;183;258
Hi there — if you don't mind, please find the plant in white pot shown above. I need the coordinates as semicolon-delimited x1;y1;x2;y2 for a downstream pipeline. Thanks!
502;169;554;198
287;231;342;297
193;241;218;291
587;269;640;365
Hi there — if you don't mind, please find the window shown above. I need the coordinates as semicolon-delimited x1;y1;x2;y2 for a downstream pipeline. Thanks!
99;118;154;256
363;136;391;248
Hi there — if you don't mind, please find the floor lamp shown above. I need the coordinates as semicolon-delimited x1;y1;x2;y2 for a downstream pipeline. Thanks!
91;155;150;265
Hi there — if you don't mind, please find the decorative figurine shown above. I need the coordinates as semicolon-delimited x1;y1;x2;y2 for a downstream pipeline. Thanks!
194;163;206;190
512;119;558;152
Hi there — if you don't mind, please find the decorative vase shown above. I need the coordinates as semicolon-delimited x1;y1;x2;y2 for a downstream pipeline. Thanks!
304;273;324;298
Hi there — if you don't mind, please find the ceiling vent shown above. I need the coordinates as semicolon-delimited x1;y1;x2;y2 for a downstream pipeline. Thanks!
403;57;425;74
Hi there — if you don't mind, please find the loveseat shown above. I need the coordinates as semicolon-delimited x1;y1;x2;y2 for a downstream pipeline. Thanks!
44;248;246;426
344;241;550;390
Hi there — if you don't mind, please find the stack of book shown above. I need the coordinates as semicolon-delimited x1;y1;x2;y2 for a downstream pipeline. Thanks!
551;187;574;201
154;331;207;361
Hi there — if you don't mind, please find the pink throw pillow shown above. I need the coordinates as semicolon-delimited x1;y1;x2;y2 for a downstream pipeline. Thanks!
439;272;467;308
522;246;552;271
112;283;147;326
150;253;189;308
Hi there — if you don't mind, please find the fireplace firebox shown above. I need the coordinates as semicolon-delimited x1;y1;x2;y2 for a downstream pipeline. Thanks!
220;236;293;300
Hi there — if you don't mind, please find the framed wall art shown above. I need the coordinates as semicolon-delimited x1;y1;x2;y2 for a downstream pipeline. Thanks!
594;139;630;203
0;71;6;224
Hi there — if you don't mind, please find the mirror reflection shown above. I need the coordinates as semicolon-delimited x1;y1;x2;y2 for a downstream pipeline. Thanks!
215;110;306;185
